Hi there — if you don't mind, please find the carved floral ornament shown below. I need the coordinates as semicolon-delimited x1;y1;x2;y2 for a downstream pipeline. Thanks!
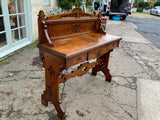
71;23;81;33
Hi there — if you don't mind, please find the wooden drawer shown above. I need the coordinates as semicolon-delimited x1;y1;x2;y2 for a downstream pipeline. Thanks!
65;41;119;68
88;41;119;60
66;53;87;69
88;47;108;60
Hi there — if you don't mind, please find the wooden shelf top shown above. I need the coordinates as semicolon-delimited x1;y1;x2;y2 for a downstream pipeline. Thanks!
39;32;122;58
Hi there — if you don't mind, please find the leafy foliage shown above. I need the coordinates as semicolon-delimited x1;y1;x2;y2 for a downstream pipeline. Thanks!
144;2;149;7
138;1;145;7
59;0;82;10
86;0;94;6
133;0;138;7
154;1;160;7
138;1;149;8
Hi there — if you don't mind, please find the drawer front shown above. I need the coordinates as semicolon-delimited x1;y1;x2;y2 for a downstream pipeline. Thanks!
88;41;119;60
88;47;108;60
66;53;87;69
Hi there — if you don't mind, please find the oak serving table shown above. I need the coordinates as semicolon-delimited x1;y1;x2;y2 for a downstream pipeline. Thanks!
38;8;122;120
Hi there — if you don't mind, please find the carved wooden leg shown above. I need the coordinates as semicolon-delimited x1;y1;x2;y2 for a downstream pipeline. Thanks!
91;64;101;76
101;66;112;82
41;90;65;120
91;51;112;82
41;66;65;120
41;91;49;107
41;53;65;120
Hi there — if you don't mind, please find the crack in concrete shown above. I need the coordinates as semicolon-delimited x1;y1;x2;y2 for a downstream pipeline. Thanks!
118;103;136;108
120;42;160;80
111;76;137;90
137;56;160;79
132;71;148;76
110;97;137;120
111;81;136;90
97;103;125;120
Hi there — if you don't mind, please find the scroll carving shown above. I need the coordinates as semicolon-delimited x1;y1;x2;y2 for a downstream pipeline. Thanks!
99;18;106;34
93;11;106;34
42;20;54;47
59;57;104;83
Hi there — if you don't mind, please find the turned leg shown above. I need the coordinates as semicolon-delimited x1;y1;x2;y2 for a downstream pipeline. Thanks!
92;51;112;82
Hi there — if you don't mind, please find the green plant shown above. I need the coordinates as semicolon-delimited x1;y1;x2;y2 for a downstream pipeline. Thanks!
75;0;82;7
144;2;149;7
154;1;160;7
138;1;149;9
59;0;74;10
143;2;150;9
59;0;82;10
133;0;138;7
86;0;93;6
133;2;137;7
138;1;145;7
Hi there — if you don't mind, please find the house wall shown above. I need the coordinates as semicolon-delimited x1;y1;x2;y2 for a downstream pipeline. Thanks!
144;0;157;2
51;0;58;9
30;0;57;41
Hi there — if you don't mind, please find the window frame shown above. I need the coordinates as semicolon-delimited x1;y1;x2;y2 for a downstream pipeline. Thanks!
0;0;32;58
43;0;51;6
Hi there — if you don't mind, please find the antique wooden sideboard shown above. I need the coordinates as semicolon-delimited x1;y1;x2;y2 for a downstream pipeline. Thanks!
38;8;122;120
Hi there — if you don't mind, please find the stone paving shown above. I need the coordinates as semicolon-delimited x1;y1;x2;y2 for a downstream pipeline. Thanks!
0;14;160;120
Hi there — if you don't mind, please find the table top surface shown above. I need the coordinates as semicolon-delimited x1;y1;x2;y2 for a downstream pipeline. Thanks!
39;32;122;58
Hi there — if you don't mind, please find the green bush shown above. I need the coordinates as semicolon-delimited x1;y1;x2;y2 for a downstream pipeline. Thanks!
59;0;82;10
144;2;149;7
133;2;137;7
133;0;138;7
138;1;145;7
59;0;74;10
154;1;160;7
144;2;150;9
86;0;94;6
138;1;149;9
